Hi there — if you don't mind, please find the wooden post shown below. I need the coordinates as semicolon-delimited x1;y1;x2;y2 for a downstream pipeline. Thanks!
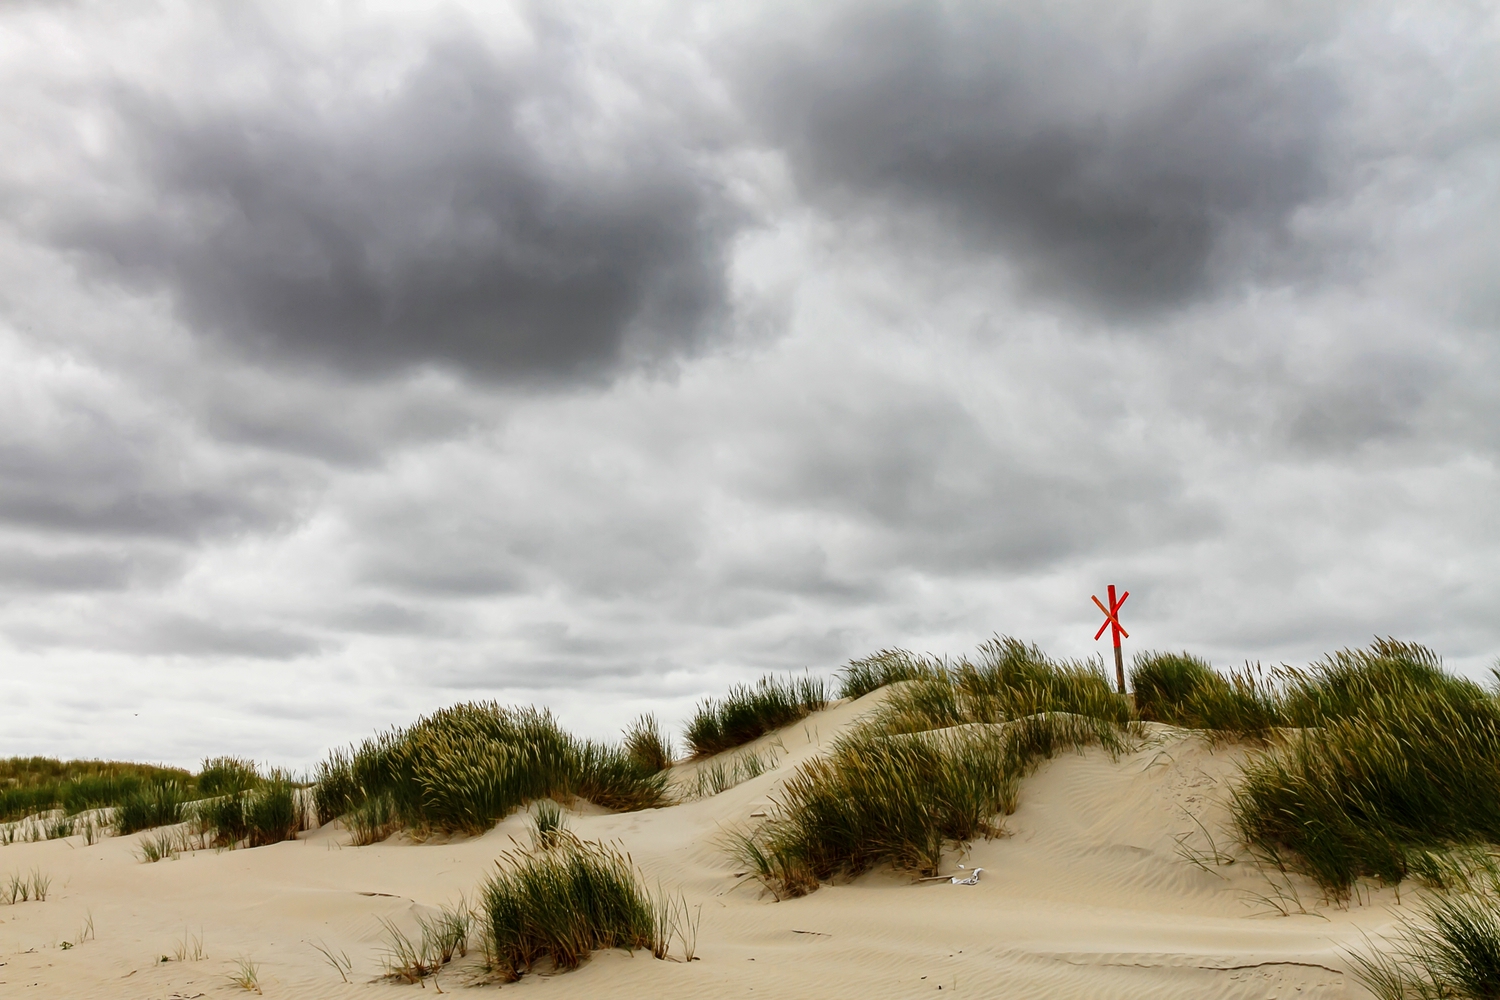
1092;584;1130;695
1109;584;1125;694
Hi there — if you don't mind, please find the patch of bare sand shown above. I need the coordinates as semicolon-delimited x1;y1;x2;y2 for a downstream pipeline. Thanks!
1;696;1401;998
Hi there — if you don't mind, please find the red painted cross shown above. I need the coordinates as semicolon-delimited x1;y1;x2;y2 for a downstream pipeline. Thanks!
1091;584;1129;694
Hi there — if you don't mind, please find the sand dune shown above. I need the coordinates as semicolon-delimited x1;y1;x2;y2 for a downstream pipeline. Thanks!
1;694;1400;998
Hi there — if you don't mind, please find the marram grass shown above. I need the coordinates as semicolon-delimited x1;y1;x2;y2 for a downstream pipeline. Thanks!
870;636;1134;734
1350;853;1500;1000
315;702;668;839
731;712;1137;898
684;674;828;758
479;831;669;981
838;648;947;700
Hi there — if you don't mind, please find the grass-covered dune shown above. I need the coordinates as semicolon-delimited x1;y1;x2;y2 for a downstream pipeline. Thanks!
1;755;315;848
0;758;194;823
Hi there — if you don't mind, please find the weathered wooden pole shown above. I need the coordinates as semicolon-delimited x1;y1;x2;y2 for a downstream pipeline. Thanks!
1091;585;1130;695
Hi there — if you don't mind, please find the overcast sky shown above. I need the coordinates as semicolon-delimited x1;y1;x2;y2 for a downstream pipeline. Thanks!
1;0;1497;769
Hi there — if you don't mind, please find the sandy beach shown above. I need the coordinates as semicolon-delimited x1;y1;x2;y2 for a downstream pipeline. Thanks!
1;693;1399;999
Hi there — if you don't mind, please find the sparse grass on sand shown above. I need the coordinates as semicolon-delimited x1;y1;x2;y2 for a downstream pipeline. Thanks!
315;702;668;839
731;712;1136;897
689;746;779;799
229;956;262;993
479;830;670;982
380;898;473;983
3;868;51;904
684;674;828;758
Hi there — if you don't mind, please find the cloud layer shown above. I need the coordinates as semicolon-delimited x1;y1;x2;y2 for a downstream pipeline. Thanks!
0;0;1496;767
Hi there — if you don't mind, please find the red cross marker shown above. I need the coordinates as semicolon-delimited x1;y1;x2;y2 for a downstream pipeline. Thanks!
1091;584;1129;694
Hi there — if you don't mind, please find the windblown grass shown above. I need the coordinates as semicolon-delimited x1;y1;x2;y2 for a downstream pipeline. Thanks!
731;712;1137;898
1230;640;1500;901
316;703;668;839
1131;651;1221;722
1130;652;1282;740
871;636;1134;734
1350;853;1500;999
838;649;946;700
479;831;668;981
685;674;828;758
624;714;674;773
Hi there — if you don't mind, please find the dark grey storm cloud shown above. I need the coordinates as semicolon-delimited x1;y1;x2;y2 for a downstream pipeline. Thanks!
40;15;740;383
733;2;1342;315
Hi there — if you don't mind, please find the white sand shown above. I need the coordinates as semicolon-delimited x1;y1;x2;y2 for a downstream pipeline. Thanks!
1;696;1404;998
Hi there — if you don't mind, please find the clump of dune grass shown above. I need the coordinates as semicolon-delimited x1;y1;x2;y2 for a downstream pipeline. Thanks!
732;712;1136;898
1350;854;1500;999
229;957;262;994
685;674;828;758
531;801;567;850
1130;652;1283;740
838;649;947;700
479;831;669;981
115;782;188;835
317;703;668;840
313;748;358;827
1230;640;1500;901
193;766;309;849
344;791;400;846
1131;651;1221;722
623;714;674;773
198;757;259;797
869;636;1134;735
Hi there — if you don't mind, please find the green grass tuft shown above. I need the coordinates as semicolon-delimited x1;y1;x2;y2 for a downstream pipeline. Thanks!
1131;651;1220;722
623;714;674;773
479;831;668;981
838;649;946;700
316;702;668;839
115;782;188;835
684;674;828;758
